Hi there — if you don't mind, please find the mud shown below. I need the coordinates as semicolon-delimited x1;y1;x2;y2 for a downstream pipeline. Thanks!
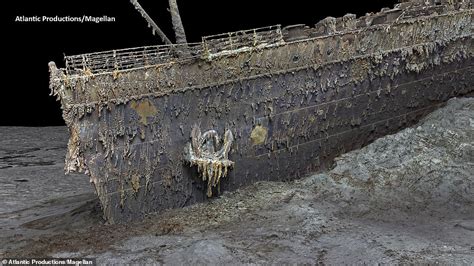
0;97;472;263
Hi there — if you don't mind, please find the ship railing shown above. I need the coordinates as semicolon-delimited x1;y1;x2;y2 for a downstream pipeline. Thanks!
64;25;284;75
64;42;204;75
201;25;283;57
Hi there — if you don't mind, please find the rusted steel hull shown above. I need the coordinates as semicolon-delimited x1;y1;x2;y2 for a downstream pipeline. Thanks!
50;1;473;223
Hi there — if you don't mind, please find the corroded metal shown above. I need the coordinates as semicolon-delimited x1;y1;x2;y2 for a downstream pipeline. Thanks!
184;126;234;197
49;0;474;223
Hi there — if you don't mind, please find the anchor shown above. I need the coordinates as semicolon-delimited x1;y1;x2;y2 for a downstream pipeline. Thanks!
184;125;234;197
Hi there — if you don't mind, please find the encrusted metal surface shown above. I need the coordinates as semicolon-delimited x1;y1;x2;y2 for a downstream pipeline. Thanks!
63;25;282;75
49;0;474;223
184;126;234;197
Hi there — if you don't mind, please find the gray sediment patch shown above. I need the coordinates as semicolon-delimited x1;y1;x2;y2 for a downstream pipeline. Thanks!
1;98;473;264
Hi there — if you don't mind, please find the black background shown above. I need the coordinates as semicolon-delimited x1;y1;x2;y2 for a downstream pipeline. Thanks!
3;0;397;126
